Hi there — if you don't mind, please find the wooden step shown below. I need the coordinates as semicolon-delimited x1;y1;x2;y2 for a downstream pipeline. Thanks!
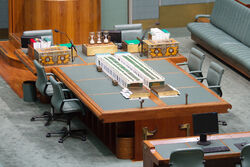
0;41;36;98
0;41;26;69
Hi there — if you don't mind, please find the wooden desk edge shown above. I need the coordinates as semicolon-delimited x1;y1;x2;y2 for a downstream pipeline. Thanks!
52;67;103;118
144;131;250;164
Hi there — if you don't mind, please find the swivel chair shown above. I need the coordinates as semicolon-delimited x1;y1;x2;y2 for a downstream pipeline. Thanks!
169;148;205;167
30;60;54;126
177;48;205;78
197;62;224;97
46;76;86;143
237;144;250;167
113;24;143;41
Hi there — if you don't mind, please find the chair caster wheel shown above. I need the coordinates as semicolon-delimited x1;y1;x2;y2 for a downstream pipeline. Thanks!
44;121;51;127
46;133;51;137
58;139;63;143
30;117;35;121
82;136;86;141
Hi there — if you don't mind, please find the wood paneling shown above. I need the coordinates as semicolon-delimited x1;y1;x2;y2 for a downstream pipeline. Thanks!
0;41;36;98
9;0;101;44
159;3;214;28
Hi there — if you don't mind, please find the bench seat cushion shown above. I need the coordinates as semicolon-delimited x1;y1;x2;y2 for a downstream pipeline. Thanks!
187;23;239;50
218;43;250;73
211;0;250;47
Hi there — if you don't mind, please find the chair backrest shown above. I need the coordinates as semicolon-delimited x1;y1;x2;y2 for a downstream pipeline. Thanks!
114;24;143;41
241;144;250;167
23;29;54;45
207;62;224;93
206;62;224;96
187;48;205;77
49;76;65;112
34;60;48;96
169;148;205;167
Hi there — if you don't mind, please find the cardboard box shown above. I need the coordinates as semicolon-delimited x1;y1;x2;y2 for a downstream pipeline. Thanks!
82;42;118;56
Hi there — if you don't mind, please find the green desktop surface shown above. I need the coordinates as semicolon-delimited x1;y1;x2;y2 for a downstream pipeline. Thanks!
155;136;250;159
59;59;219;111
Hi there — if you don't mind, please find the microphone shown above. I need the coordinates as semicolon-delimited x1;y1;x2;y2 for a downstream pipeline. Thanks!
54;29;77;62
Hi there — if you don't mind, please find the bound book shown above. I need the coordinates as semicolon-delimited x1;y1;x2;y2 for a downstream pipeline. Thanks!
151;84;179;97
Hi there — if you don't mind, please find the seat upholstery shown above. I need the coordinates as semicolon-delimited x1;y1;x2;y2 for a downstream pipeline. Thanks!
169;148;205;167
210;0;250;47
47;76;86;143
31;60;54;126
187;0;250;78
187;23;239;50
34;60;53;96
240;144;250;167
187;48;205;78
206;62;224;97
114;24;143;41
50;76;83;114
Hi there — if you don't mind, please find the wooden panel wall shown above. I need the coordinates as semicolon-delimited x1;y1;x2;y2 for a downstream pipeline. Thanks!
9;0;101;44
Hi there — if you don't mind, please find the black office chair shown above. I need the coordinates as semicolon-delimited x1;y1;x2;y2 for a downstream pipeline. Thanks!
177;47;205;78
169;148;205;167
30;60;54;126
46;76;86;143
236;144;250;167
197;62;224;97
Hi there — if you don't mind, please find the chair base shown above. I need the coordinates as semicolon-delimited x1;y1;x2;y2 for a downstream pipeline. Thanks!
30;111;66;126
46;126;87;143
30;111;53;126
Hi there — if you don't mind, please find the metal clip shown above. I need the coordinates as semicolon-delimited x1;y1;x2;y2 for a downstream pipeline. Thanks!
142;127;157;140
180;123;190;136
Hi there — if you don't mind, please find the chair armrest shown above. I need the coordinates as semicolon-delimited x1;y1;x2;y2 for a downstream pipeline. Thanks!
196;77;207;81
189;70;202;74
176;62;188;66
63;98;80;103
58;82;63;85
208;85;221;89
62;89;71;92
46;73;55;76
195;14;210;21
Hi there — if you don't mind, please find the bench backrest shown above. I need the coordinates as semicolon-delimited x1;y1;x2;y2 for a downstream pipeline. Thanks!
211;0;250;47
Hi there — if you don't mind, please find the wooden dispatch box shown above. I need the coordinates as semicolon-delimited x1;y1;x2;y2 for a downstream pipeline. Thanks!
143;38;179;58
82;42;118;56
122;40;141;53
34;46;72;66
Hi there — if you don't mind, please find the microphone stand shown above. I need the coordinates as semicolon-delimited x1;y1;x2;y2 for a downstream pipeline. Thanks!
54;29;77;63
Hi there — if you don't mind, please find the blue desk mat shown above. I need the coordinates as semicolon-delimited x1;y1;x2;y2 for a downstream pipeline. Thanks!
163;73;200;88
222;137;250;152
90;94;156;111
60;64;157;111
155;143;189;159
59;59;219;110
161;87;220;105
155;138;239;159
60;65;105;81
145;60;180;73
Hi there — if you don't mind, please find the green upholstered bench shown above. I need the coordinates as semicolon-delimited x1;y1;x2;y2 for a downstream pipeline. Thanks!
187;0;250;79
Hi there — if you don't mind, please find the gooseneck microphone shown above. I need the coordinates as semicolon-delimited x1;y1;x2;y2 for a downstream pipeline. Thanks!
54;29;77;63
137;22;160;57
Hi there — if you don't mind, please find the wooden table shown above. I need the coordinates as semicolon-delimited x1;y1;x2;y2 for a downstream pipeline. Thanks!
51;57;231;160
235;0;250;7
143;132;250;167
